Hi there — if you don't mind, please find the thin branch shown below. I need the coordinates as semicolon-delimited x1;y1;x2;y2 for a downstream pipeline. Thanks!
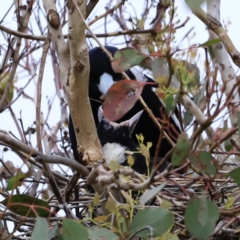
186;1;240;68
86;0;99;18
30;34;51;197
74;3;175;147
0;24;173;41
0;3;33;111
0;132;89;176
88;1;124;26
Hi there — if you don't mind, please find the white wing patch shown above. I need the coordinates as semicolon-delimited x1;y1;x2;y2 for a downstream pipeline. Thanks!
130;66;181;130
130;66;148;82
98;72;114;95
103;143;127;164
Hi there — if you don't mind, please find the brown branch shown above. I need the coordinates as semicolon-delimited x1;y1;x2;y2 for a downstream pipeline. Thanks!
77;11;175;147
66;0;103;164
186;1;240;68
29;34;51;198
36;36;50;153
0;132;89;176
0;3;33;111
0;24;168;41
88;0;124;26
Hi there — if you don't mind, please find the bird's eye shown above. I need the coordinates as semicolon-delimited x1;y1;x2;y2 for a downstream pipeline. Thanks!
104;124;112;130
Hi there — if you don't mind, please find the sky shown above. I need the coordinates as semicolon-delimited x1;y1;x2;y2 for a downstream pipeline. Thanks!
1;0;239;135
0;0;240;228
0;0;240;174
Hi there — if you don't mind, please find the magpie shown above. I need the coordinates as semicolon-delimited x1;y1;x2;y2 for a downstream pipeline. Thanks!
97;106;150;174
68;46;181;172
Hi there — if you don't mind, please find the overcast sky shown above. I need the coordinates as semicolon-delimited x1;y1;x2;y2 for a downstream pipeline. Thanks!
0;0;240;171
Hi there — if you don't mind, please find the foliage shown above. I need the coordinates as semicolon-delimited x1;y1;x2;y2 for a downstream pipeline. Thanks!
0;0;240;240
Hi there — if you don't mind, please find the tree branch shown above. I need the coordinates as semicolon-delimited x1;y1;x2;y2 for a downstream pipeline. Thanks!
186;0;240;68
0;132;89;176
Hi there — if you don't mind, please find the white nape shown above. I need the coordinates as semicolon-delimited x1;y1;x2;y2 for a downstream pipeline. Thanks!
98;72;115;95
103;143;127;164
130;66;148;82
131;66;181;130
98;68;181;130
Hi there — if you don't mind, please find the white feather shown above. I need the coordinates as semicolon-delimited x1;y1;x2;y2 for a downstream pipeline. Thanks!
130;66;148;82
103;143;127;164
98;72;114;95
131;66;181;130
98;106;104;122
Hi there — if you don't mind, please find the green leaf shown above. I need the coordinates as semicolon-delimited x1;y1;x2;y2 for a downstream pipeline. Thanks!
48;224;58;239
32;217;48;240
1;194;50;218
62;219;88;240
109;160;120;171
183;111;193;127
228;167;240;187
139;183;166;205
113;47;147;72
0;220;11;240
173;60;200;88
200;38;222;47
129;208;174;239
105;198;119;215
238;114;240;137
161;199;173;209
171;132;191;166
189;151;218;175
139;143;150;160
136;133;144;144
147;142;152;149
184;197;220;240
152;58;169;86
127;155;135;167
198;195;208;226
6;172;27;191
165;95;175;115
0;73;14;107
224;196;234;210
224;138;233;152
88;227;119;240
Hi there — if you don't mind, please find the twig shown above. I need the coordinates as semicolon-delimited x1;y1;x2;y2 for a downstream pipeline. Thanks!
186;1;240;68
3;74;36;111
29;34;51;198
0;3;33;111
88;1;124;26
0;24;170;41
86;0;99;18
8;106;25;143
0;132;89;176
74;2;175;147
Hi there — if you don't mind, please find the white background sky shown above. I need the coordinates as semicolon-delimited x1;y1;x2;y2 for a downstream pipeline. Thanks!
0;0;239;169
0;0;240;166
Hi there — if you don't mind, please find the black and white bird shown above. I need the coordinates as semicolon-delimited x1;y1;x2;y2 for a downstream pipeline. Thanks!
69;46;181;173
97;106;150;174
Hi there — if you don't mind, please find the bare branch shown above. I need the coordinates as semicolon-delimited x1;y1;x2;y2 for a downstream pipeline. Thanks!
0;132;89;176
186;1;240;68
86;0;99;18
